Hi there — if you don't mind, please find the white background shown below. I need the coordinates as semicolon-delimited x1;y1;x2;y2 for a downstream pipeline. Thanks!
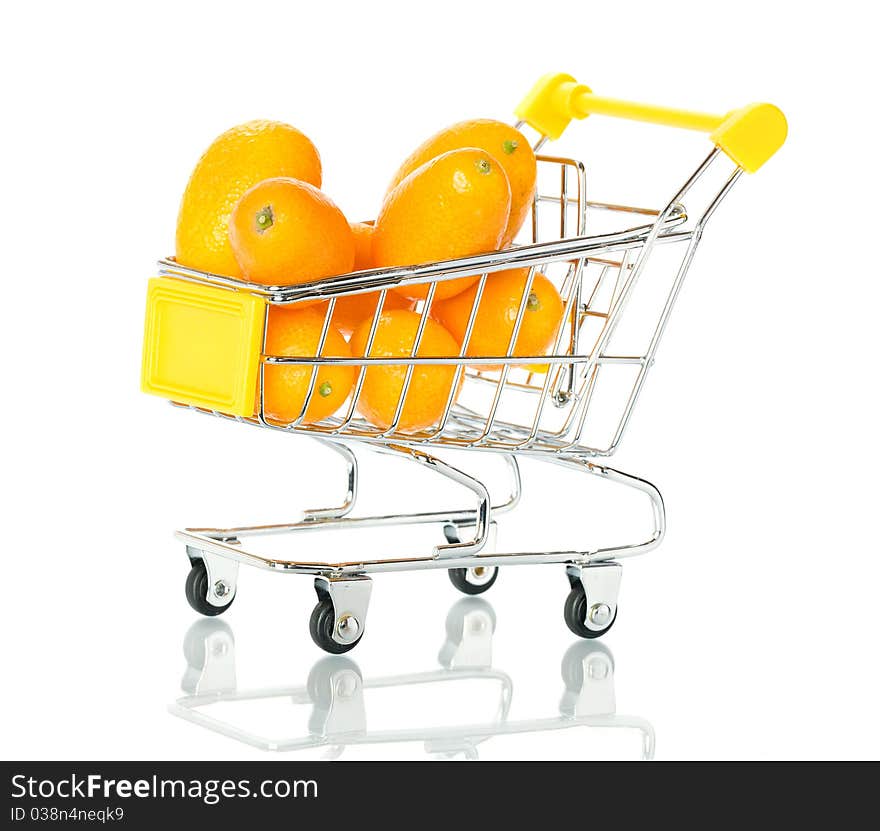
2;1;877;761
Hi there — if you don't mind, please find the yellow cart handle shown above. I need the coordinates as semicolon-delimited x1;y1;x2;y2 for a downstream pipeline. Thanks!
515;73;786;173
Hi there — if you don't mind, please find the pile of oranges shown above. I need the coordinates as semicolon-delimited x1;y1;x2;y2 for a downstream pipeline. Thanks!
174;118;564;433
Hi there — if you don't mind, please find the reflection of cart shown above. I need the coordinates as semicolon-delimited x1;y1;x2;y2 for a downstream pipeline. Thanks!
171;599;655;760
143;73;786;652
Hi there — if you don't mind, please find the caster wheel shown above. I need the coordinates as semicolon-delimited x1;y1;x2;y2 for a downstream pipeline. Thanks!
185;560;234;617
563;584;616;639
309;597;362;654
448;565;498;595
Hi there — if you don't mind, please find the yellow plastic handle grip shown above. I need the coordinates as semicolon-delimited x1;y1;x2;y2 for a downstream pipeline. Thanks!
515;73;787;173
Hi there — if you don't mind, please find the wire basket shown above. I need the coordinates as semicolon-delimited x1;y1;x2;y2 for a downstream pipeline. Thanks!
152;145;742;458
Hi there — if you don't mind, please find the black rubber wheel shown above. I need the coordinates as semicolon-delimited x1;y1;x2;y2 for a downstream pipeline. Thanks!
309;597;361;654
563;584;616;639
448;566;499;595
184;560;233;617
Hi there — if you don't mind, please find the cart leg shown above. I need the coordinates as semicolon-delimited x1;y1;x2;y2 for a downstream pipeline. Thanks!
444;521;501;595
554;455;666;561
564;562;622;639
310;575;373;654
302;440;359;521
381;443;492;558
497;454;523;515
441;453;521;535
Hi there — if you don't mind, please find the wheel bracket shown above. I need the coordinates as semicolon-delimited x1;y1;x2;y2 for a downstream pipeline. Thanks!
566;562;622;633
188;546;239;608
315;575;373;646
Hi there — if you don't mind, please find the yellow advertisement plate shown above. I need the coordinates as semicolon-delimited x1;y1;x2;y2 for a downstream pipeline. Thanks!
141;277;265;417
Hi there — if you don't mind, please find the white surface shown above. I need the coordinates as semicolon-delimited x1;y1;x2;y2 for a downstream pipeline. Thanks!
2;1;878;761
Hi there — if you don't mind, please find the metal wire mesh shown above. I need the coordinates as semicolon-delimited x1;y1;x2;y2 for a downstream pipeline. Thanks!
160;148;741;457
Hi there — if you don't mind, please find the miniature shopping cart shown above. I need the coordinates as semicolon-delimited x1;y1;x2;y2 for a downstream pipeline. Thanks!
142;73;786;653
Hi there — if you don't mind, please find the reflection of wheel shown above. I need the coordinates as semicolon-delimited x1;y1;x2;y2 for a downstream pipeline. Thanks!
439;597;497;668
444;597;497;642
180;618;236;695
309;597;361;654
306;656;363;738
563;584;616;639
559;640;616;717
561;641;615;691
307;656;363;706
448;566;499;595
185;560;234;617
183;619;235;670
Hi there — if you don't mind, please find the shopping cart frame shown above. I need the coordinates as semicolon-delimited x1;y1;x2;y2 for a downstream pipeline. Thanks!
144;74;785;652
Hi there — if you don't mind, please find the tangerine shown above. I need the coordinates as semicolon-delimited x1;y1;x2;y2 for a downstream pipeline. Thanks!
229;178;354;287
176;120;321;277
349;309;462;432
386;120;536;246
373;148;511;302
262;305;354;424
432;268;564;369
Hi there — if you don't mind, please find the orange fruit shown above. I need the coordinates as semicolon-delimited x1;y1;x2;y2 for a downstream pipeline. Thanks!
176;120;322;278
386;119;536;247
432;268;564;369
262;305;354;425
330;291;412;338
229;178;354;286
350;309;462;432
350;221;375;270
310;221;410;336
372;148;511;302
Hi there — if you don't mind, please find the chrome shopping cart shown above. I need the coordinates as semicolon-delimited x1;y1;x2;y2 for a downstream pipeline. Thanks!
142;73;786;653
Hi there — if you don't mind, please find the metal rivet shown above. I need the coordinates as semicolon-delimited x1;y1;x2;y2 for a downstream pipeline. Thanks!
466;566;495;586
589;603;612;626
336;614;360;642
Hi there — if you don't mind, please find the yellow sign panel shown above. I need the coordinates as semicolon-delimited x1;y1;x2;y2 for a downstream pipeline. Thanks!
141;277;265;417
